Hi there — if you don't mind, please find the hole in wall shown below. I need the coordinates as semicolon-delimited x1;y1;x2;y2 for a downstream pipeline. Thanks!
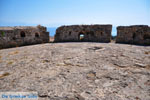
69;31;71;36
35;33;40;38
80;34;84;40
79;32;84;41
20;31;26;37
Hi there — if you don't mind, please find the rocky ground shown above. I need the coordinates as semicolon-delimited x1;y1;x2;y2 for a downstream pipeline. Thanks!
0;43;150;100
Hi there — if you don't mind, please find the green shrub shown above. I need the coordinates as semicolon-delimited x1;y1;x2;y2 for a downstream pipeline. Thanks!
1;31;5;37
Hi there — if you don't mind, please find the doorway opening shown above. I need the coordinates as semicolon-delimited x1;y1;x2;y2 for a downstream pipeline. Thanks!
79;32;84;41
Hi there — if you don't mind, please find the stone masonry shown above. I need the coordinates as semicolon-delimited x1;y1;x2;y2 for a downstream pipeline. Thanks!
54;25;112;42
0;25;49;49
116;25;150;45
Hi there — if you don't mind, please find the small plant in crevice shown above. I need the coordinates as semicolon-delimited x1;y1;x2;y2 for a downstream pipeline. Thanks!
1;31;5;37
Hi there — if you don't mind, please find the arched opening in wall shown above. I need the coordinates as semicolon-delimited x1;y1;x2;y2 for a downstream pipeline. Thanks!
35;33;40;38
79;32;84;41
20;31;26;37
144;34;150;40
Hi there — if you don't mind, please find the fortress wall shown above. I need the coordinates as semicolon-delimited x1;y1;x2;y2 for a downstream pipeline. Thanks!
54;25;112;42
116;25;150;45
0;25;49;49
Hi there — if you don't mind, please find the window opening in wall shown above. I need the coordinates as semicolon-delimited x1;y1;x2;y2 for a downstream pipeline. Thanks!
20;31;26;37
100;32;103;35
132;33;136;39
35;33;40;38
69;31;71;36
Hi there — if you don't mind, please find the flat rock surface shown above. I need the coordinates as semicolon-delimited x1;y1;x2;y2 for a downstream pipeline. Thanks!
0;43;150;100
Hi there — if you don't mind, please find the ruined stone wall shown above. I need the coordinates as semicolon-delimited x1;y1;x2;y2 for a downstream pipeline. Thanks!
116;25;150;45
0;25;49;49
54;25;112;42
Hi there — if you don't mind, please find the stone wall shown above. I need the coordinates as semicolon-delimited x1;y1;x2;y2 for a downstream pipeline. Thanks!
116;25;150;45
0;25;49;49
54;25;112;42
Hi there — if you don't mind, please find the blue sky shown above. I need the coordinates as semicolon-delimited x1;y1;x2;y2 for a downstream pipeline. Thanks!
0;0;150;27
